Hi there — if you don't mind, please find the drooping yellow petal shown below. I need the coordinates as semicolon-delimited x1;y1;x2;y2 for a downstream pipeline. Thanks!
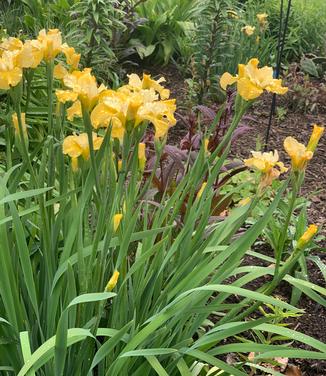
220;72;238;90
54;63;68;80
66;100;82;121
56;89;78;103
105;270;120;292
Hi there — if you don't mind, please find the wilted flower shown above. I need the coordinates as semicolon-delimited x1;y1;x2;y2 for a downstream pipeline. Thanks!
0;50;22;90
220;58;288;101
37;29;62;61
105;270;120;292
242;25;256;36
62;132;103;171
283;125;324;171
113;214;123;232
244;150;287;188
297;225;318;249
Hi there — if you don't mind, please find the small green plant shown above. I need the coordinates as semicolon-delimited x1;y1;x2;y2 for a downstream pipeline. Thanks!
132;0;205;65
275;106;288;121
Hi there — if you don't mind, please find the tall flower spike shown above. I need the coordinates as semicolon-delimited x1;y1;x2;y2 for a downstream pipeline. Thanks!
244;150;287;188
220;58;288;101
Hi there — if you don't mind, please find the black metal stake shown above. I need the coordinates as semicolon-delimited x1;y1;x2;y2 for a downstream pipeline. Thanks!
264;0;292;151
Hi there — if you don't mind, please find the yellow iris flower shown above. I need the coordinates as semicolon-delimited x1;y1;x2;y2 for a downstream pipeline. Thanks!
91;90;129;140
284;125;324;171
135;100;177;139
242;25;256;36
127;73;170;100
37;29;63;61
0;37;23;54
105;270;120;292
220;58;288;101
62;132;103;171
58;68;106;110
297;225;318;249
0;50;22;90
244;150;287;188
16;40;44;69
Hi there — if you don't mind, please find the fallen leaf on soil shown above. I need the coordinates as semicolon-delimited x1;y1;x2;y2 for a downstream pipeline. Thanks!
285;364;302;376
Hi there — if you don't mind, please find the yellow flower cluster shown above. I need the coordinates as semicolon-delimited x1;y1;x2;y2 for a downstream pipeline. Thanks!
0;29;80;90
244;150;288;188
284;124;324;171
57;71;176;141
220;58;288;101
